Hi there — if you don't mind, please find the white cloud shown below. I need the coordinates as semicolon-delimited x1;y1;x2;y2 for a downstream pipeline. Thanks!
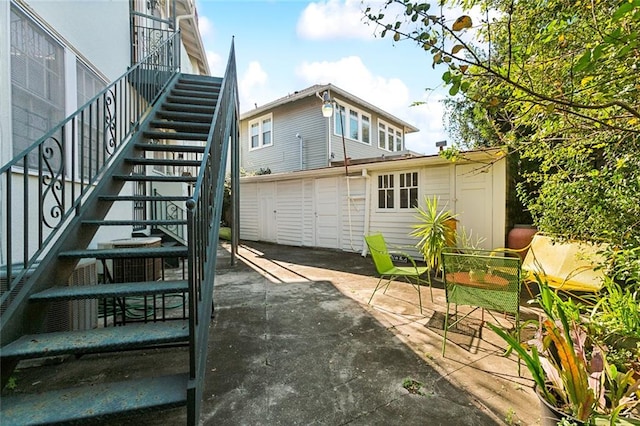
296;56;407;111
239;61;281;113
198;15;213;38
206;51;224;75
297;0;374;40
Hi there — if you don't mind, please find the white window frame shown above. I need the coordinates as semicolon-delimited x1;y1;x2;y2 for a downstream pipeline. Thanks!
333;101;371;145
248;113;273;150
376;170;419;211
377;119;404;152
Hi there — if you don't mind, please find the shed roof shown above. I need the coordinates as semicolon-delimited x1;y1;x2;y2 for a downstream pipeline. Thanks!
239;83;419;134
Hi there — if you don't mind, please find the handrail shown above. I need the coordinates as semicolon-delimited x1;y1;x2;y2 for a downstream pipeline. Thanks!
185;38;238;424
152;189;187;244
0;31;181;304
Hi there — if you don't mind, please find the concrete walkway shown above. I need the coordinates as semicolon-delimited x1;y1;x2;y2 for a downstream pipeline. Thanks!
8;241;543;425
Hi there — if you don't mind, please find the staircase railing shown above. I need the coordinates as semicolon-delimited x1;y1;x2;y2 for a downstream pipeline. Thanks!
0;31;181;308
185;39;238;424
152;189;187;244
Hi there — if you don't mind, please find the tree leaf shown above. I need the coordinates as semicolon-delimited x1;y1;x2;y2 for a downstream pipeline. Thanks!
452;15;472;31
451;44;465;54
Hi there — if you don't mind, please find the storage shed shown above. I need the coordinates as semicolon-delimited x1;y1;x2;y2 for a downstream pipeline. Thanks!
239;148;507;258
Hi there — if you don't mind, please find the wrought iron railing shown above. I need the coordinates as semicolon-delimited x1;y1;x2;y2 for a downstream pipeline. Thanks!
152;189;187;243
0;32;181;304
185;40;238;424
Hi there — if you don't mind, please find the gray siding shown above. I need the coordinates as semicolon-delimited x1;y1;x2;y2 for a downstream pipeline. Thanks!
240;96;415;174
241;97;327;174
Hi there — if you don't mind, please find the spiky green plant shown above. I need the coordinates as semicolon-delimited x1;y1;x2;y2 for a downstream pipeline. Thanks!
410;196;457;273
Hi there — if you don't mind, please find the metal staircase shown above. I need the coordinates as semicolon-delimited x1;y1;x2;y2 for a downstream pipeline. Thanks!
0;33;238;425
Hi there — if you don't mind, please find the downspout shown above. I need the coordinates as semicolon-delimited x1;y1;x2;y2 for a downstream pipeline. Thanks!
361;168;371;257
296;133;303;170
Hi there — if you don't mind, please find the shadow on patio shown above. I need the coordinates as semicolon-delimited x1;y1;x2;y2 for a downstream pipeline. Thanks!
5;241;542;425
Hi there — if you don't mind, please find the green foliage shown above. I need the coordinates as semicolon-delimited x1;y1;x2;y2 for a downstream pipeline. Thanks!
489;280;640;422
410;196;457;272
365;0;640;252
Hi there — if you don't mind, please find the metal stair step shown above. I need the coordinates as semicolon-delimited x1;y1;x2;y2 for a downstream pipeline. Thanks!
59;246;188;260
134;143;206;153
179;74;223;84
99;195;191;202
171;88;218;98
125;157;201;167
112;174;197;183
166;95;215;106
175;81;221;91
83;219;187;227
143;130;208;141
162;103;215;114
0;321;189;360
149;119;210;133
156;109;213;123
30;280;188;301
1;373;188;425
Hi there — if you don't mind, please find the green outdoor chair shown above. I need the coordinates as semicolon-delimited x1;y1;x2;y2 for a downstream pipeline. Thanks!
364;233;432;314
441;247;522;373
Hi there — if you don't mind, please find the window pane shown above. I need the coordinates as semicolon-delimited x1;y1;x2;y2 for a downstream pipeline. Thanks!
410;188;418;208
396;130;403;151
349;110;358;140
262;118;272;146
335;105;345;136
10;7;65;164
250;123;259;148
388;133;394;151
378;190;385;209
362;116;370;143
263;130;271;145
386;189;394;208
378;123;385;149
400;188;408;208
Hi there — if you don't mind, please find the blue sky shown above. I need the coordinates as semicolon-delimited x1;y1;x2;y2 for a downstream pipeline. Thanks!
196;0;448;155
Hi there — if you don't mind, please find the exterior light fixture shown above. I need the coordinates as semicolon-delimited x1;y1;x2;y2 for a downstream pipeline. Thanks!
321;91;333;118
317;89;349;175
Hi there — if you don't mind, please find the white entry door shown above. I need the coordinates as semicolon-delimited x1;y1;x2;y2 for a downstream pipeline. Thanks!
258;182;277;243
314;177;340;249
455;164;493;249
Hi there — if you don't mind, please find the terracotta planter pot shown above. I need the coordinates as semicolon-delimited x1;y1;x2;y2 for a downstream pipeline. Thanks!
507;224;537;259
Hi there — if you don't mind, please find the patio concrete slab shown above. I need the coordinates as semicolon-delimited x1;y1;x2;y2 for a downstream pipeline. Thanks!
4;241;542;425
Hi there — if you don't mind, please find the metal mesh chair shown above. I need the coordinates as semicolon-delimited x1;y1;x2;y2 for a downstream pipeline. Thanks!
364;234;432;314
441;248;522;371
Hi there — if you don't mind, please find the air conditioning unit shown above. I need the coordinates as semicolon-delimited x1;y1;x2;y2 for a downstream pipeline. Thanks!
43;259;98;332
109;237;162;283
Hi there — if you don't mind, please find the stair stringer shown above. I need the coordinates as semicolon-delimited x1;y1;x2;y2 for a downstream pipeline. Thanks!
0;74;183;353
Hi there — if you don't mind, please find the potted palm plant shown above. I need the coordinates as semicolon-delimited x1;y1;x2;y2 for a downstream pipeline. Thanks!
489;279;640;425
410;196;457;276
